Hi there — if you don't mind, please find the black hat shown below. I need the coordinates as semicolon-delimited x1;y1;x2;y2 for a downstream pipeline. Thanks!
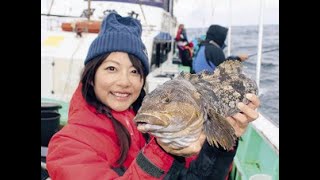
206;25;228;49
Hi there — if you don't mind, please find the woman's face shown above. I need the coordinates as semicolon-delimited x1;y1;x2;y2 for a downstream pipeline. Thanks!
93;52;144;112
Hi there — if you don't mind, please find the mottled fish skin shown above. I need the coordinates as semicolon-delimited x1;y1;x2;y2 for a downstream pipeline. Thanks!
134;60;258;150
184;60;257;116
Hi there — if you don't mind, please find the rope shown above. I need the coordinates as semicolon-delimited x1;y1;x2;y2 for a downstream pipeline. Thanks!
60;36;84;101
136;0;148;26
48;0;55;15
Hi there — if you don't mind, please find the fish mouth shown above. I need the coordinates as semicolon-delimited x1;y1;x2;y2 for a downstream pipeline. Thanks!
134;113;170;133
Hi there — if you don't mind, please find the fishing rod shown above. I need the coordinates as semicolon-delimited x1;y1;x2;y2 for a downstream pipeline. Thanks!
248;48;279;58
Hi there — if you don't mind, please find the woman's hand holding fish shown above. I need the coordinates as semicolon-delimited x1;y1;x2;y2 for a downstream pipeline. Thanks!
156;132;207;157
226;93;260;137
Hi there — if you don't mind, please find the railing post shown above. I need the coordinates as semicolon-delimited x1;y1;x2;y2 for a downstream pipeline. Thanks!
256;0;265;90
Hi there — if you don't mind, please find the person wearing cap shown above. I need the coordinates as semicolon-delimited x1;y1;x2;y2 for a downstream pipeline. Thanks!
192;24;248;73
46;13;260;180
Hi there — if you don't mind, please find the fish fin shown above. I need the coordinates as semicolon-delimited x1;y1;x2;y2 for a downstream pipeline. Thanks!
204;107;237;150
213;60;242;77
180;71;204;83
197;70;213;81
179;71;192;80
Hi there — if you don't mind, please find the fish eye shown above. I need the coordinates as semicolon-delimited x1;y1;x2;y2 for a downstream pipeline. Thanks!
162;97;170;103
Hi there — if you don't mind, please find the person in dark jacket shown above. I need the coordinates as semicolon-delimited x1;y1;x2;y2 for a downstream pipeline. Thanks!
46;13;260;180
192;24;248;73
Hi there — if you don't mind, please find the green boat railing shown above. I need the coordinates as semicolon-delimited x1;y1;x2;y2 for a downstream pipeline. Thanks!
230;115;279;180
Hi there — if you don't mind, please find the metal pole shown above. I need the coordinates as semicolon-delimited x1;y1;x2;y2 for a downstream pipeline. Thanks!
169;0;174;65
256;0;265;90
88;0;91;21
227;0;232;56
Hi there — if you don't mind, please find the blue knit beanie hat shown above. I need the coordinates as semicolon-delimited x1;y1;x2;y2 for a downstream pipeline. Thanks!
84;12;149;75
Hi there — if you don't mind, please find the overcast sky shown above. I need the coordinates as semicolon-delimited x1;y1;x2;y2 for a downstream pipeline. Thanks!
41;0;279;28
173;0;279;28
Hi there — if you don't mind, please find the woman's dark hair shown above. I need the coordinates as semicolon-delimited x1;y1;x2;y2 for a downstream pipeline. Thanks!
81;53;146;166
